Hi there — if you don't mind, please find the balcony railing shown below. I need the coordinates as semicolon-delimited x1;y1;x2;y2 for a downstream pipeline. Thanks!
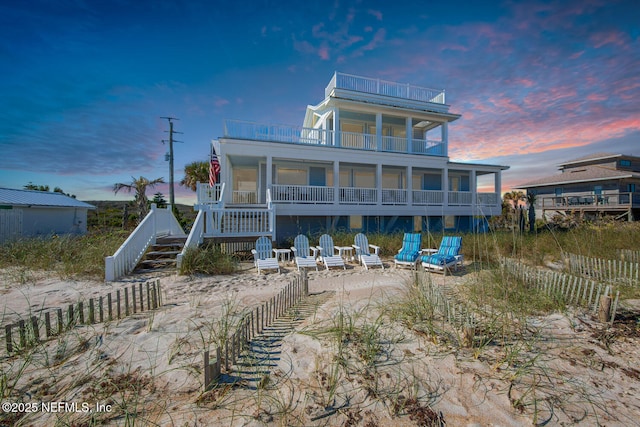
413;190;444;205
541;192;637;209
224;120;446;157
271;184;334;203
326;72;446;104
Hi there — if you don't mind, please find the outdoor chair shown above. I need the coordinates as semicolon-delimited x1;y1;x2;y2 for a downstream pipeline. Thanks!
352;233;383;270
291;234;318;271
316;234;346;270
421;236;463;275
394;233;422;268
251;236;280;274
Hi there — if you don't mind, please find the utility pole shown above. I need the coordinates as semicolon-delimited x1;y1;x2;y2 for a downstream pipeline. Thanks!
160;117;183;210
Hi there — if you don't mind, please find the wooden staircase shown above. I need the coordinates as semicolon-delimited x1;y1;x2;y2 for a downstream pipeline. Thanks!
134;235;187;273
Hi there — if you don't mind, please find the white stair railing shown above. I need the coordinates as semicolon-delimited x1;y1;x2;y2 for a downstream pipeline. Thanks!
105;204;184;281
176;209;205;270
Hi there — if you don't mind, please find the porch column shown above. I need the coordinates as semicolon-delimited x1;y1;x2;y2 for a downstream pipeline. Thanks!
334;161;340;205
376;112;382;151
495;172;502;208
442;122;448;156
266;155;273;203
470;169;477;210
443;167;449;208
406;117;413;154
334;108;340;147
407;165;413;205
376;163;382;206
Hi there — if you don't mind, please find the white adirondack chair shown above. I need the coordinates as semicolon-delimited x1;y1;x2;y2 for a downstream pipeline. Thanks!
353;233;383;270
251;236;280;274
316;234;346;270
291;235;318;271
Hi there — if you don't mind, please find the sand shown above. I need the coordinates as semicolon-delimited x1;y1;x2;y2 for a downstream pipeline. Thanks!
1;260;640;426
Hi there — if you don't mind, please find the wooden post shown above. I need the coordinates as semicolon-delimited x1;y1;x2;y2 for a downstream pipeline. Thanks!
57;308;63;334
108;293;113;321
99;296;104;323
18;319;26;349
68;304;75;327
89;299;95;324
146;282;151;310
5;324;12;353
598;295;612;323
78;301;85;324
124;288;130;316
139;282;144;311
45;312;52;337
157;280;162;306
30;316;39;343
116;290;121;319
132;286;137;314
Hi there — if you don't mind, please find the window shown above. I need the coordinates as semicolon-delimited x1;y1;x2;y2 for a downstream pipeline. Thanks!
594;185;602;195
277;168;306;185
555;188;563;196
620;160;631;167
628;183;636;192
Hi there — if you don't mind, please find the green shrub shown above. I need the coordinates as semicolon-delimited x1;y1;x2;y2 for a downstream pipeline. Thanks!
178;244;238;275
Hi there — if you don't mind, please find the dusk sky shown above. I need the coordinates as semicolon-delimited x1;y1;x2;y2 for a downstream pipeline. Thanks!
1;0;639;204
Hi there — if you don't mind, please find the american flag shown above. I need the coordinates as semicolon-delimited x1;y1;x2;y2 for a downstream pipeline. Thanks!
209;146;221;187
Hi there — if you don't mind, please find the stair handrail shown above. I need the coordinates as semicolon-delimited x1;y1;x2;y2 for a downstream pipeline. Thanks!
176;209;205;270
105;204;184;281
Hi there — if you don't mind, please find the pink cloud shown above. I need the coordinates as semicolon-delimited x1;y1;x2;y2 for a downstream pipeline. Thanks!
590;31;627;49
368;9;383;21
318;45;330;60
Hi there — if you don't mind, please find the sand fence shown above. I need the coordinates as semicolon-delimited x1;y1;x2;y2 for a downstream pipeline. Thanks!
3;279;163;354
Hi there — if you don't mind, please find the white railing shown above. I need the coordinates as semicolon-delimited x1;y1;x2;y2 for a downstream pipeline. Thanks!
224;120;447;157
176;209;205;270
196;182;224;205
382;189;408;204
541;191;636;209
340;132;376;150
105;204;184;281
340;187;377;204
232;191;257;204
271;184;334;203
205;209;273;237
477;192;499;206
326;72;446;104
413;190;444;205
448;192;473;206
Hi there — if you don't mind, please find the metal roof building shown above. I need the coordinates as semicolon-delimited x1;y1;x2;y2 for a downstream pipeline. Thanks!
0;187;96;243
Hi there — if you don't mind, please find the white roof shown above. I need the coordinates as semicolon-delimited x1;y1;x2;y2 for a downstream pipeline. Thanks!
0;187;95;209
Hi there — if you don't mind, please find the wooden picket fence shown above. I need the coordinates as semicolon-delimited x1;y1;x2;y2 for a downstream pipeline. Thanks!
563;252;640;285
501;258;619;323
203;271;308;390
3;279;163;354
618;249;640;264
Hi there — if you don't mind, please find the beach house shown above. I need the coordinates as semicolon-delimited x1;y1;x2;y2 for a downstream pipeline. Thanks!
194;72;509;242
519;153;640;222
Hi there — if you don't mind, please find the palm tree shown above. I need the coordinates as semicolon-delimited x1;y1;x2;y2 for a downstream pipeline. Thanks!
503;190;526;209
114;176;165;221
180;161;209;192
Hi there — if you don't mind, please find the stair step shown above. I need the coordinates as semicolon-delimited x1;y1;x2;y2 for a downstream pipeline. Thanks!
152;243;185;248
146;250;181;257
139;258;177;266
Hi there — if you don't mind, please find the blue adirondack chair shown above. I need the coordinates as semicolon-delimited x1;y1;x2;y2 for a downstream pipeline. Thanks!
421;236;463;274
251;236;280;274
394;233;422;268
353;233;383;270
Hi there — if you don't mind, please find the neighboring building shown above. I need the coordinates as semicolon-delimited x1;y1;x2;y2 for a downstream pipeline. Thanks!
0;187;96;243
518;153;640;221
194;72;510;243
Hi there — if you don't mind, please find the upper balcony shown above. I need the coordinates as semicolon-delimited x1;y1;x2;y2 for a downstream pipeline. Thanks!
326;72;446;105
224;120;447;157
